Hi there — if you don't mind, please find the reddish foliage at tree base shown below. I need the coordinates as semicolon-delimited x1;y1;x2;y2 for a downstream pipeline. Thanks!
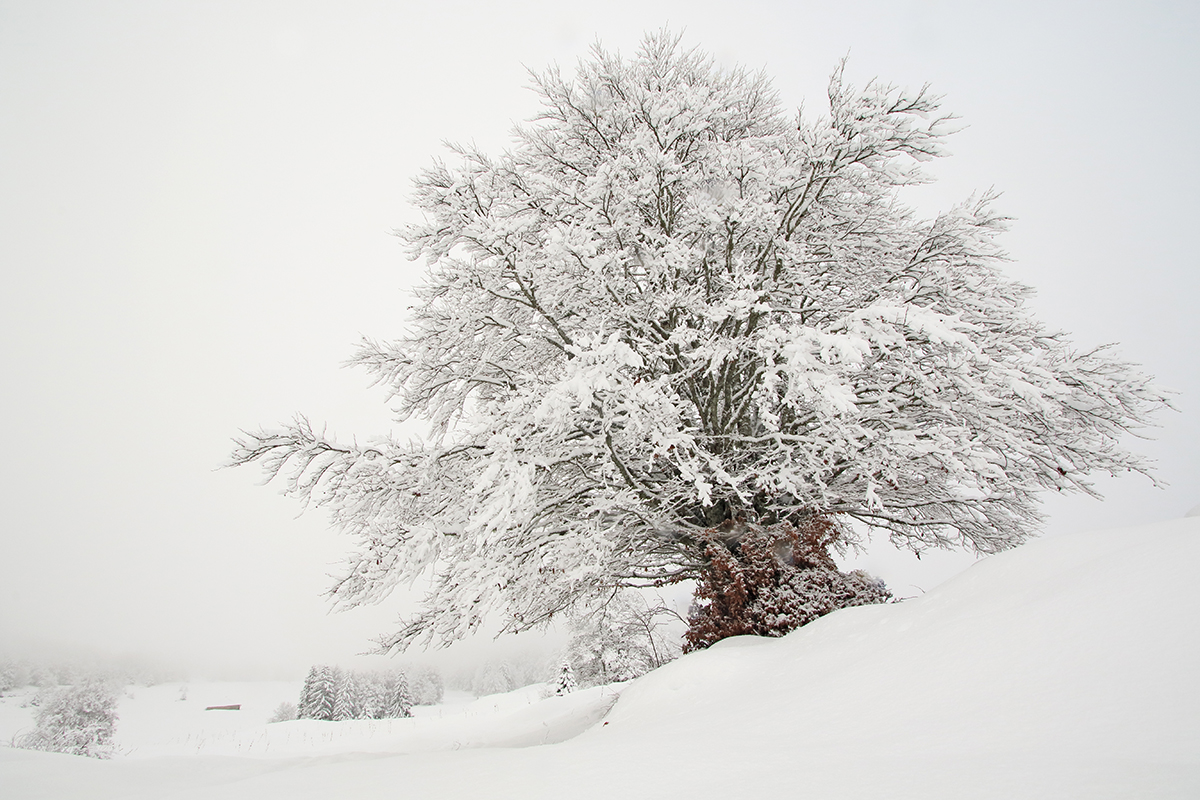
684;518;891;653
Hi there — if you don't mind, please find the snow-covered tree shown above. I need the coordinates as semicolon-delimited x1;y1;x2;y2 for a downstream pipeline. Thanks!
554;661;577;695
0;663;16;696
230;31;1167;652
300;666;413;720
15;682;118;759
299;665;337;721
3;661;31;694
297;666;319;719
332;670;362;721
403;664;445;706
29;665;56;689
380;671;413;718
358;672;384;719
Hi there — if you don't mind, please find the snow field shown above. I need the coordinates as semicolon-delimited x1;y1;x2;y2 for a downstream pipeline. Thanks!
3;516;1199;798
3;681;619;760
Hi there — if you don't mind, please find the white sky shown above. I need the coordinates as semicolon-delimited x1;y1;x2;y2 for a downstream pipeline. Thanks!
1;0;1197;679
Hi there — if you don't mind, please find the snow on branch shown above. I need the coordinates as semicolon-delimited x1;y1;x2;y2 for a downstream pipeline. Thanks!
230;32;1169;650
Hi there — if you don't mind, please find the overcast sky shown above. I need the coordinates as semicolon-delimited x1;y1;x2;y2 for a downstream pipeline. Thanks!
2;0;1197;679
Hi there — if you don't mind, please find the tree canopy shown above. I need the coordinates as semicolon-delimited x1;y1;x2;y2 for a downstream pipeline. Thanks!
230;32;1166;650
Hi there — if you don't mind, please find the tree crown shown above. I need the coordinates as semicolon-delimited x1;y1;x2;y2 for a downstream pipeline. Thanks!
231;32;1166;650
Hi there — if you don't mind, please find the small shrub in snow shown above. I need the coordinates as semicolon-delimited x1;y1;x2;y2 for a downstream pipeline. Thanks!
684;519;891;652
22;686;55;709
14;681;118;759
567;591;680;687
268;702;297;723
554;662;577;696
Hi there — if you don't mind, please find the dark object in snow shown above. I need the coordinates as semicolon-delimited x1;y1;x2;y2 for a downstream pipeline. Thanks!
204;704;241;711
684;517;891;652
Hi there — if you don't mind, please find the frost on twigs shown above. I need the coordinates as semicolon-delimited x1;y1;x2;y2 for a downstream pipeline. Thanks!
566;590;681;685
229;30;1168;653
683;517;891;652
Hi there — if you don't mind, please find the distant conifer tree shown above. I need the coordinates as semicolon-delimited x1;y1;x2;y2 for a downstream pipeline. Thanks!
297;665;319;719
306;665;338;721
332;671;361;721
382;671;413;718
404;664;445;706
555;662;577;696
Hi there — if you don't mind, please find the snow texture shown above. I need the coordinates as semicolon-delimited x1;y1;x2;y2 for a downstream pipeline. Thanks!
3;516;1199;798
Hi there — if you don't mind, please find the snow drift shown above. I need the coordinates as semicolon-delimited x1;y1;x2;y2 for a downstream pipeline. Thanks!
4;516;1199;799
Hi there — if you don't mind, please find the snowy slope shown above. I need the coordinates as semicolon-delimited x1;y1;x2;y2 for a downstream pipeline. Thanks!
4;517;1199;799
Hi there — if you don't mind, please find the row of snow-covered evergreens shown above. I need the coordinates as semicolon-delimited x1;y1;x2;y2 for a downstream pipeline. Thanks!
297;665;443;721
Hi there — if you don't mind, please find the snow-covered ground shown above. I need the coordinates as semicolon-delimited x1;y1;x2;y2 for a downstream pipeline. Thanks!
4;516;1199;798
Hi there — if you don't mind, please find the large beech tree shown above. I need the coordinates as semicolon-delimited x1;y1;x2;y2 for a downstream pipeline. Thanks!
231;33;1165;650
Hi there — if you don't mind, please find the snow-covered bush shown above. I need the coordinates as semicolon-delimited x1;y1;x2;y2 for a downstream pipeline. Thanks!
684;519;891;651
0;663;17;696
567;591;679;686
268;702;297;723
14;681;118;758
28;665;56;689
402;664;444;706
22;686;56;709
1;661;31;695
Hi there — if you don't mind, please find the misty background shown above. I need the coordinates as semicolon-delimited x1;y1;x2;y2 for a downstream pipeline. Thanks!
1;0;1196;680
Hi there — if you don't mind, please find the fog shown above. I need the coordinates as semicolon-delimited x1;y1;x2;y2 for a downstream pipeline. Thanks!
1;0;1196;679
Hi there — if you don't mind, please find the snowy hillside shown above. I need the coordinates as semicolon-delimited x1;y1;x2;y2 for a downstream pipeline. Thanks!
4;517;1199;799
